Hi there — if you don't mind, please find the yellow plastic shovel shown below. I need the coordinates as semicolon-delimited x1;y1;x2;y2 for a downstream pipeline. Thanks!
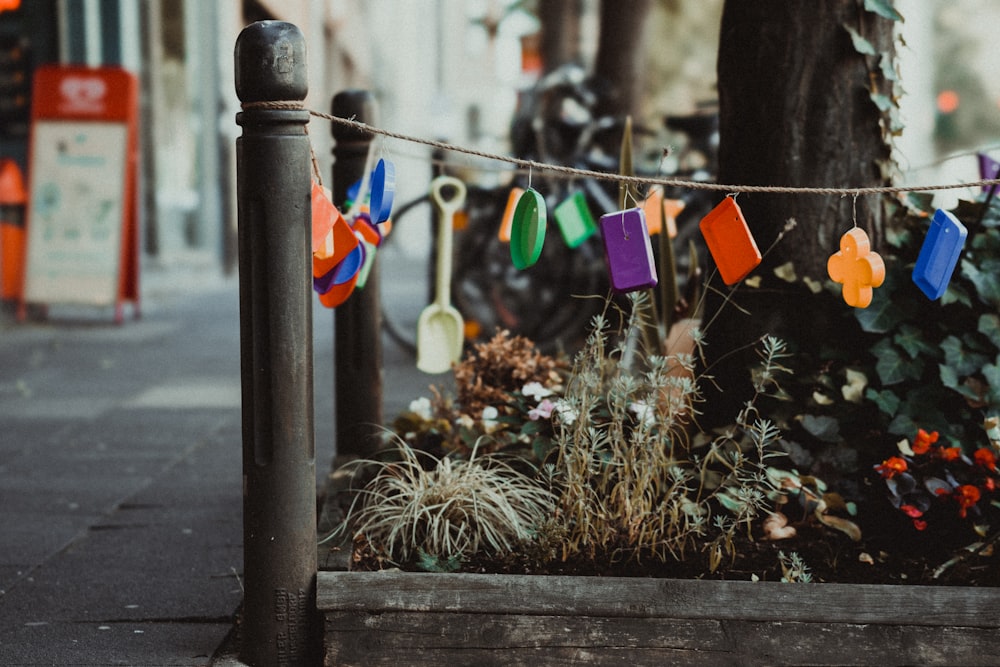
416;176;467;373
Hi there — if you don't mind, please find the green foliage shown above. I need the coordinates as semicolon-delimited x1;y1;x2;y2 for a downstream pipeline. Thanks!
855;195;1000;442
542;299;794;569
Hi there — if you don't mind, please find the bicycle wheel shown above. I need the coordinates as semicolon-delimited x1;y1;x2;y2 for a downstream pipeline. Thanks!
378;193;433;355
451;190;609;355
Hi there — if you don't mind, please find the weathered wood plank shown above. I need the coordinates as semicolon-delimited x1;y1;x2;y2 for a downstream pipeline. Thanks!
317;571;1000;627
324;611;1000;667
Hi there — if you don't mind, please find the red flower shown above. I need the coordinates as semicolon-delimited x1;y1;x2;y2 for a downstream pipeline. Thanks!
986;477;996;493
899;504;924;518
954;484;981;518
875;456;908;479
912;518;928;531
912;428;939;455
974;448;997;472
940;447;962;461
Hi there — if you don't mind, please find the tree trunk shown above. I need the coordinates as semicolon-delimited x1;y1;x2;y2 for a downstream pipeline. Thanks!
703;0;895;422
538;0;583;73
593;0;653;118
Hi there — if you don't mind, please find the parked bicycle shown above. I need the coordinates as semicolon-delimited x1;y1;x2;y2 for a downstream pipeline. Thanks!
379;65;718;357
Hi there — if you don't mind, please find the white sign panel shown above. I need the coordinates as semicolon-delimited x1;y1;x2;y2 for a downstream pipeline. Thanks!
23;120;127;306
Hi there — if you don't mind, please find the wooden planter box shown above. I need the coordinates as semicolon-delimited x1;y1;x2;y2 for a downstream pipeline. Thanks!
318;571;999;666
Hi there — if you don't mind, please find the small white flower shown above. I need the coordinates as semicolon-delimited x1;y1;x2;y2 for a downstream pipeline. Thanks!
481;406;500;433
408;397;433;420
521;382;553;400
553;399;577;425
629;401;655;427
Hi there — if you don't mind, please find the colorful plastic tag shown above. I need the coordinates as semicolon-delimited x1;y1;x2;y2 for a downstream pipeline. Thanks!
599;207;657;293
912;208;967;300
369;158;396;223
315;239;365;294
828;227;884;308
355;239;378;290
699;196;761;285
352;214;382;246
979;153;1000;193
642;186;682;238
553;191;597;248
510;188;546;269
498;187;524;242
312;182;358;278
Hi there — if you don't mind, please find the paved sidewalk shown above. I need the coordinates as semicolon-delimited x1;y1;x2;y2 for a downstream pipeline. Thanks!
0;259;449;665
0;263;248;666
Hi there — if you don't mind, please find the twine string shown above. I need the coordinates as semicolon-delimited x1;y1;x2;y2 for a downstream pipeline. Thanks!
241;101;1000;197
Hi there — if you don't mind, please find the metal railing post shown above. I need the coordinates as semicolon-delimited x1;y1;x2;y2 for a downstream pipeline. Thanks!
235;20;318;666
332;90;383;462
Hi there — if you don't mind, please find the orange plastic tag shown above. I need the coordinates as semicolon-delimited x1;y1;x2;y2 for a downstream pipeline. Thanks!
642;187;682;238
828;228;884;308
498;187;524;242
311;181;358;278
699;196;761;285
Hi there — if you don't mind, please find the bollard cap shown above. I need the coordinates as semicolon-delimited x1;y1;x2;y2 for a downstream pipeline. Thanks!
235;21;307;103
331;89;377;142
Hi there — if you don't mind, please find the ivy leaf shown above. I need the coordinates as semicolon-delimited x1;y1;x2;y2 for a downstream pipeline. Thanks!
870;92;894;112
843;24;878;55
938;364;981;403
941;335;988;377
855;293;903;333
872;338;923;385
903;192;935;214
864;0;904;22
879;53;899;82
939;363;961;391
799;414;842;443
962;258;1000;307
942;282;972;307
982;362;1000;402
979;313;1000;349
894;323;937;359
866;387;900;416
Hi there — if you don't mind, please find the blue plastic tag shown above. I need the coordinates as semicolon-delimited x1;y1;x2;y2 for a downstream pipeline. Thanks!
912;208;967;300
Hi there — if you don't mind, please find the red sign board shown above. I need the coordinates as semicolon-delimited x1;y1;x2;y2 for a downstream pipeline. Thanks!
20;65;140;321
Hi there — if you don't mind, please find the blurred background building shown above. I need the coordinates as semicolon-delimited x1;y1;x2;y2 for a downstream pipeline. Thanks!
0;0;997;280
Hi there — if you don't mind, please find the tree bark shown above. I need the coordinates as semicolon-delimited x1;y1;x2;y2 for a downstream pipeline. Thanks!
592;0;653;118
703;0;895;422
538;0;583;73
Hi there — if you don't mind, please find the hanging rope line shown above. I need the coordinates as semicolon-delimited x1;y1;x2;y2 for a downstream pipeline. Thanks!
241;101;1000;197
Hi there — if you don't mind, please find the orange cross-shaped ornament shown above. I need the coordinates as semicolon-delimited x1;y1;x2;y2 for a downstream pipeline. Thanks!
827;228;885;308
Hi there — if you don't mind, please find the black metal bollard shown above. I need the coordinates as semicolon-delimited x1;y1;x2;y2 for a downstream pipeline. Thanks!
235;21;318;666
332;90;383;462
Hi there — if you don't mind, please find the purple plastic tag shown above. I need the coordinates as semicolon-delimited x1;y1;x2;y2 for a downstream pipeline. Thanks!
979;153;1000;193
912;208;967;300
599;207;657;293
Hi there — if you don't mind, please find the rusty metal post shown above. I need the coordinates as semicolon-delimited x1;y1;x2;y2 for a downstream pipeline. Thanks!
332;90;383;462
235;21;318;666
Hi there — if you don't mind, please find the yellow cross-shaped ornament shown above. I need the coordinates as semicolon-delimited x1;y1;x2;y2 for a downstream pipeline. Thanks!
828;228;885;308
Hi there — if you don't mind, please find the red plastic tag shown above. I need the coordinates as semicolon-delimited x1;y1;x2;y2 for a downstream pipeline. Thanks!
699;196;761;285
